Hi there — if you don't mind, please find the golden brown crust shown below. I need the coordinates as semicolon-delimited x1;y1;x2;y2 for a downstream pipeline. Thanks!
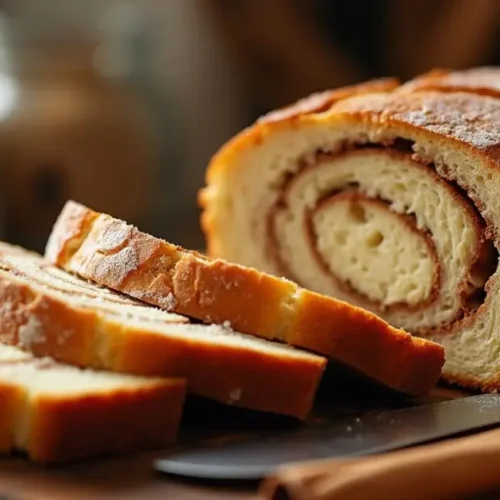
113;325;323;419
45;202;99;266
202;81;500;199
400;67;500;98
258;78;400;124
170;256;297;339
47;201;445;396
0;243;326;419
0;380;22;453
331;91;500;160
30;381;184;463
0;277;100;367
290;290;445;396
441;371;500;394
174;257;443;396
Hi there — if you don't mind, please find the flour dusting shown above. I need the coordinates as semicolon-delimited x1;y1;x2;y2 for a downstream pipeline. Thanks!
18;315;45;348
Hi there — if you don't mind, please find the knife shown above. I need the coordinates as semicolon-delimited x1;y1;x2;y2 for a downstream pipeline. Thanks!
154;394;500;480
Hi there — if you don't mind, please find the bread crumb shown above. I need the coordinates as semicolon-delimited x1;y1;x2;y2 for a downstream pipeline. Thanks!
229;388;242;403
93;245;139;284
222;320;232;330
162;292;176;311
142;290;177;311
97;223;133;253
18;315;45;348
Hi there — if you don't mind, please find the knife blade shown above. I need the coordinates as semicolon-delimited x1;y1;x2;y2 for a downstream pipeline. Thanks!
154;394;500;480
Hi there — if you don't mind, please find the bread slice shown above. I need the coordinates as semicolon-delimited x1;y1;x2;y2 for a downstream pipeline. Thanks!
0;343;185;463
196;67;500;392
0;242;325;419
45;201;445;396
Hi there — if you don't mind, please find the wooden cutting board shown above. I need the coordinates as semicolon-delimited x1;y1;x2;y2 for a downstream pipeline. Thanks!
0;452;256;500
0;378;477;500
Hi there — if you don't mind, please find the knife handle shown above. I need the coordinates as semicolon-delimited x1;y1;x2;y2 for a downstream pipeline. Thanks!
259;427;500;500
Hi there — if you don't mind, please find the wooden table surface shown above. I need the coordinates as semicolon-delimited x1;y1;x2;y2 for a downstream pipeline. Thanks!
0;381;487;500
0;452;257;500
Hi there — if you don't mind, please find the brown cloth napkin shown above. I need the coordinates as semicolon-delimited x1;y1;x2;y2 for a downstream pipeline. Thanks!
259;427;500;500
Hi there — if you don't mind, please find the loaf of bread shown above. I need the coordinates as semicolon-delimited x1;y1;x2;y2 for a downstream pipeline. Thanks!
45;202;445;396
0;242;325;419
0;343;185;463
199;66;500;392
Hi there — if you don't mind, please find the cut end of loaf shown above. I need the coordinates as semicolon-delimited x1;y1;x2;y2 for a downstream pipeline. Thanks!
199;66;500;393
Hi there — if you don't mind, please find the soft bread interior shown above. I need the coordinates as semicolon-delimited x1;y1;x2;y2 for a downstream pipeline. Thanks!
119;320;317;358
313;192;435;305
273;149;480;330
0;344;32;362
0;344;184;462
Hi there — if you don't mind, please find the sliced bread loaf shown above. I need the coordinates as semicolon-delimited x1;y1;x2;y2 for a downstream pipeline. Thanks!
45;201;445;396
46;201;444;394
0;242;325;419
0;343;185;463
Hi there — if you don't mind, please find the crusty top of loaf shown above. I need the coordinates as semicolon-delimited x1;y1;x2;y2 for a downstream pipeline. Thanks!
203;68;500;182
258;78;400;124
0;245;186;321
0;243;324;361
400;67;500;97
331;90;500;152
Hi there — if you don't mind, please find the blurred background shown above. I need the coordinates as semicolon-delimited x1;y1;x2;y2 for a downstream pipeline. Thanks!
0;0;499;252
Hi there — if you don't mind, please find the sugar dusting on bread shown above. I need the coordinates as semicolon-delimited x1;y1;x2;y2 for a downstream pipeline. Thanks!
96;220;134;254
18;314;45;348
93;246;139;285
161;292;176;311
